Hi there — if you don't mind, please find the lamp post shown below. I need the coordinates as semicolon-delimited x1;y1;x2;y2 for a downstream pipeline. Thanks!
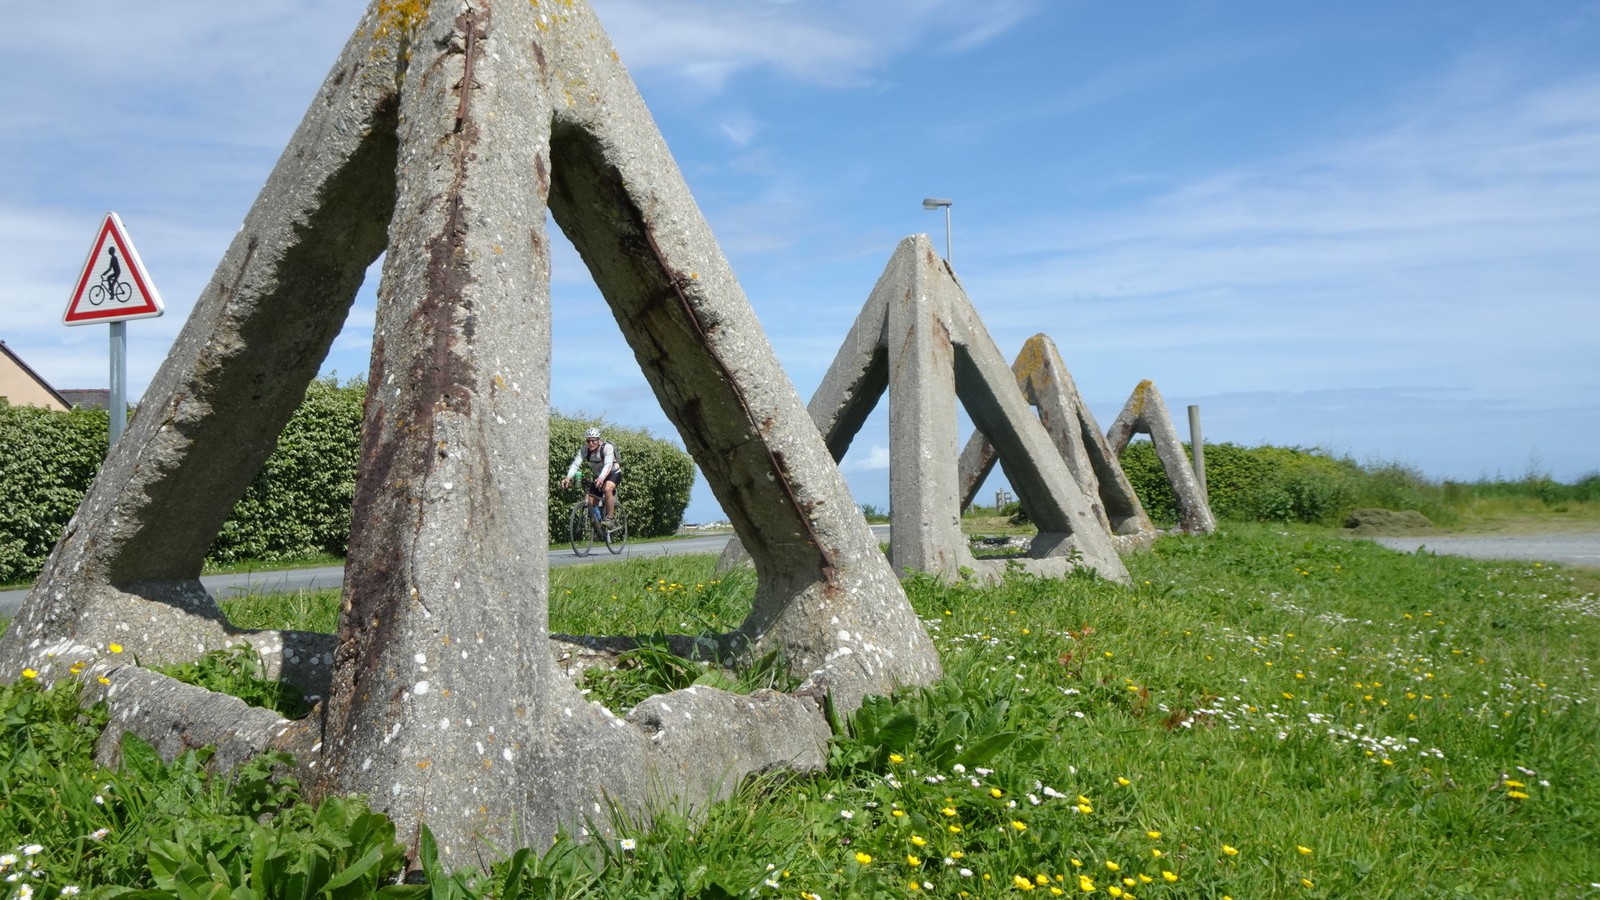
921;197;952;264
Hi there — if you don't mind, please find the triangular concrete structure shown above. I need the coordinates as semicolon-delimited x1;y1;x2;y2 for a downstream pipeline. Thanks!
1105;380;1217;533
803;236;1128;584
0;0;940;862
956;333;1157;551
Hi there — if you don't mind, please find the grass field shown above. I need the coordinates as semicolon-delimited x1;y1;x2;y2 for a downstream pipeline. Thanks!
4;523;1599;898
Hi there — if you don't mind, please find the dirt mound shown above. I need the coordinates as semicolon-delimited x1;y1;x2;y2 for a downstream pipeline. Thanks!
1344;508;1433;535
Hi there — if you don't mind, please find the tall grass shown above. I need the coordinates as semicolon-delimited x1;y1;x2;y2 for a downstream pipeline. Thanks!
6;526;1598;897
1121;441;1600;529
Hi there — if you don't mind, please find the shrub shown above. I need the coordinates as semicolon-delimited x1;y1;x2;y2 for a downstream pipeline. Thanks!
1121;441;1357;526
208;377;367;564
0;401;107;584
0;387;696;584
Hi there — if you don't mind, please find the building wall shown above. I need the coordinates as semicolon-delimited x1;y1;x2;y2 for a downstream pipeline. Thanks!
0;345;69;411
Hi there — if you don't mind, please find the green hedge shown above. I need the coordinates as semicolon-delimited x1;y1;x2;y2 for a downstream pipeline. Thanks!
1121;441;1358;526
0;401;108;584
207;378;366;564
546;415;696;543
0;384;696;584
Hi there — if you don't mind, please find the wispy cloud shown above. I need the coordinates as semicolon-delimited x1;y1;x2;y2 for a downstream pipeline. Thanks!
594;0;1042;91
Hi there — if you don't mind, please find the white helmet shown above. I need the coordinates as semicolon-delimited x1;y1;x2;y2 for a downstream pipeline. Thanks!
584;427;602;439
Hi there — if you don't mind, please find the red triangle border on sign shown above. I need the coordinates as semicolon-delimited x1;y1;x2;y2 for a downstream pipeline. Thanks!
63;213;165;326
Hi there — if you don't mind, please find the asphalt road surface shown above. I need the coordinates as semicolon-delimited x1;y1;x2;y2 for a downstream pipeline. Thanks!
0;528;894;618
1367;531;1600;569
8;527;1588;620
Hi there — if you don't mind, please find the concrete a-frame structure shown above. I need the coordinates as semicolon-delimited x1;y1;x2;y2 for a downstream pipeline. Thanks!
1106;380;1217;534
805;236;1128;585
956;333;1157;551
0;0;940;862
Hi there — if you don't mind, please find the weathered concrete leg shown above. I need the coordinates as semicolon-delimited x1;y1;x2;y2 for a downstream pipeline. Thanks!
1106;380;1217;533
0;5;401;684
543;7;939;713
885;242;970;580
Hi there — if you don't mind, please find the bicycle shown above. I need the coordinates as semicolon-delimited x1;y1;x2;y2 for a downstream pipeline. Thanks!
87;272;131;307
567;478;628;557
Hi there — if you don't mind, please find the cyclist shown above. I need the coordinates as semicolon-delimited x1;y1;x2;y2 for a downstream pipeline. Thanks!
100;247;122;293
560;427;622;528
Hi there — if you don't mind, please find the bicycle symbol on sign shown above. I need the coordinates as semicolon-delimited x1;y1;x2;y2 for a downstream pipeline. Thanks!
87;247;132;306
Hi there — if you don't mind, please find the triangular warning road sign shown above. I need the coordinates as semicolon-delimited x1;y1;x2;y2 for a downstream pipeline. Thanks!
63;213;164;325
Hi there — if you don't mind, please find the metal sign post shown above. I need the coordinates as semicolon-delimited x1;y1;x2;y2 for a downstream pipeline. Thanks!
63;213;164;447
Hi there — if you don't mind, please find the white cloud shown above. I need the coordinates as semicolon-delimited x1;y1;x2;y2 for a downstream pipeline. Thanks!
842;444;891;472
594;0;1041;91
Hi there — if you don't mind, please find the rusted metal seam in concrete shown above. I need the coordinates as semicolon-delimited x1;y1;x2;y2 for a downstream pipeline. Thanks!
636;222;839;582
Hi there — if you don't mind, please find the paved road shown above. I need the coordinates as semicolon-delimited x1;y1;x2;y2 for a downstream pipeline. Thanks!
0;527;891;618
1368;531;1600;569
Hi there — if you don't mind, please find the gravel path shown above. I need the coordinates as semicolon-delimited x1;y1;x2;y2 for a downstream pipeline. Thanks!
1368;532;1600;569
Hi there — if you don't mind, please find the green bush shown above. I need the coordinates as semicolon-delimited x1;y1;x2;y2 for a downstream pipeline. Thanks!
208;378;367;564
547;415;695;542
0;386;696;584
0;401;107;584
1121;441;1357;526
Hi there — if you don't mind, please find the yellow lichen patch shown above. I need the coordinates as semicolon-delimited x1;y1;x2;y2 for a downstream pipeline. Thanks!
373;0;431;42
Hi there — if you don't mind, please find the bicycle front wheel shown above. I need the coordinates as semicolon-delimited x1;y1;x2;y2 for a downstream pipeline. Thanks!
113;282;132;304
568;504;595;556
604;506;628;554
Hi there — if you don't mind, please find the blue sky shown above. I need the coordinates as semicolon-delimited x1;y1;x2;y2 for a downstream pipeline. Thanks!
3;1;1596;524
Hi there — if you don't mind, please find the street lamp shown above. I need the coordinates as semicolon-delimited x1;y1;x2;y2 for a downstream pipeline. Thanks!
922;197;952;264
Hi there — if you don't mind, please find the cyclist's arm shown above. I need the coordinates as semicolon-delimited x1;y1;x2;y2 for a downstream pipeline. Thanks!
563;448;585;481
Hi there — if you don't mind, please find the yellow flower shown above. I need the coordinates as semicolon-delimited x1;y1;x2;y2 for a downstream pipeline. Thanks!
941;807;958;817
1116;777;1131;786
1011;820;1028;832
97;675;111;685
21;668;39;679
1076;803;1094;815
1070;859;1082;868
907;854;922;867
1145;831;1161;840
1297;845;1312;855
1151;848;1163;858
991;788;1005;798
108;643;124;654
1222;845;1239;857
893;809;907;818
1104;860;1120;872
911;835;928;847
1162;871;1178;882
890;753;905;764
1036;874;1049;885
1138;874;1153;884
1077;795;1092;805
1013;874;1037;891
855;852;873;865
1507;790;1530;800
1301;878;1315;888
951;851;965;860
1503;779;1526;789
1108;888;1124;898
949;825;963;834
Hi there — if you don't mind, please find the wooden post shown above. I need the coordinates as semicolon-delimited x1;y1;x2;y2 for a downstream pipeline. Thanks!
1187;404;1207;498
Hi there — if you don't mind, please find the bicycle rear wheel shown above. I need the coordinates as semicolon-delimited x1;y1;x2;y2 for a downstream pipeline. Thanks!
568;504;595;556
604;506;628;554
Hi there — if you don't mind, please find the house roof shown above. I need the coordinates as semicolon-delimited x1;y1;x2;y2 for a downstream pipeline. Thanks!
0;340;72;409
